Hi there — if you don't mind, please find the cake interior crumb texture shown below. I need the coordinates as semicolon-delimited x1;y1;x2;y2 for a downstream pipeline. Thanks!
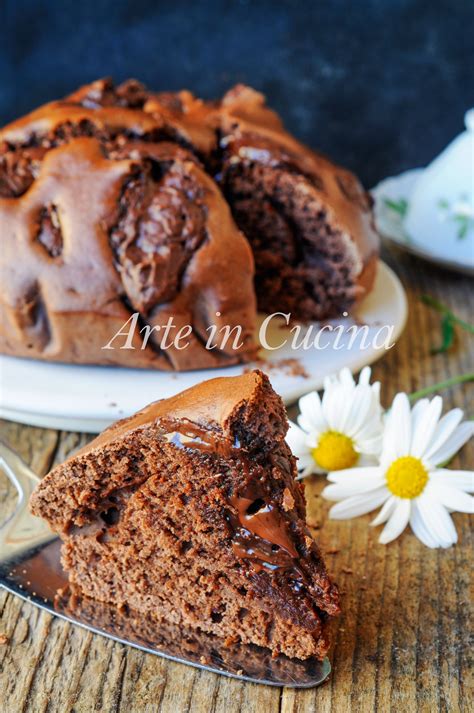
30;371;340;660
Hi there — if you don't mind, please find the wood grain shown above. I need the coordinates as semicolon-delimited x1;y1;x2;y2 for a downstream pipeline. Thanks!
1;247;473;713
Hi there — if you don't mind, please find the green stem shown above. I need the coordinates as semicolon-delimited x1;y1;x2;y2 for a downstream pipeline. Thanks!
408;372;474;401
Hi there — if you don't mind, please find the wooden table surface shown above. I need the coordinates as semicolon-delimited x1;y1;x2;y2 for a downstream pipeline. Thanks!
1;247;473;713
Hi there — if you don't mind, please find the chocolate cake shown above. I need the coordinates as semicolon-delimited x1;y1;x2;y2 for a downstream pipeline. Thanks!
1;78;379;369
30;371;340;660
0;80;256;370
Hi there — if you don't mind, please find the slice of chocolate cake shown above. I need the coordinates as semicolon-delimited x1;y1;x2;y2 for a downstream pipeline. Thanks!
30;371;340;660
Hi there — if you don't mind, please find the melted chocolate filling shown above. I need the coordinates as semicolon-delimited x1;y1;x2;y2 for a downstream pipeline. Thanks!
161;420;325;610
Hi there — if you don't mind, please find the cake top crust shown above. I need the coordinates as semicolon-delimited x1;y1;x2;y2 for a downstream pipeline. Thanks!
0;79;256;370
75;370;273;457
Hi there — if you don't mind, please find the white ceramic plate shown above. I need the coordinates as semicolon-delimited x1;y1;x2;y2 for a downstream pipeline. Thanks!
372;169;474;276
0;262;407;433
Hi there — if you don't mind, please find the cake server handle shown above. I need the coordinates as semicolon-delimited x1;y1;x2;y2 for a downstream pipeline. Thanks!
0;441;55;562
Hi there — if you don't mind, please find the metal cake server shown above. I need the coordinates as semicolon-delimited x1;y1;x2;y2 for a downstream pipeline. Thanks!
0;442;331;688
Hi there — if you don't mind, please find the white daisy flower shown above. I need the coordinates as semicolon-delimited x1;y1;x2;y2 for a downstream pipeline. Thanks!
322;393;474;548
286;367;383;478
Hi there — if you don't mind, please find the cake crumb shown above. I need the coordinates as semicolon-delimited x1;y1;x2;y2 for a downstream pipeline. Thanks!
282;488;294;511
244;357;308;379
224;635;239;647
273;358;309;378
0;634;9;645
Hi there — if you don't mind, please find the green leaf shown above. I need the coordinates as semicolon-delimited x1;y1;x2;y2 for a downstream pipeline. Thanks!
431;314;455;354
421;294;474;334
383;197;408;217
437;198;450;209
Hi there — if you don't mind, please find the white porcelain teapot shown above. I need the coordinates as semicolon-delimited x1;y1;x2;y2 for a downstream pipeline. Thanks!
404;110;474;267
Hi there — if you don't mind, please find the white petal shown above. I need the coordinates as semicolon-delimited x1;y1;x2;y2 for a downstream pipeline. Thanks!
370;495;398;526
408;398;430;450
431;469;474;492
355;453;381;468
345;387;379;440
358;366;372;386
356;432;384;455
286;422;311;456
333;386;357;434
415;494;458;548
296;467;315;479
425;480;474;513
296;452;317;472
296;465;320;479
423;409;464;461
321;383;345;431
372;381;381;403
409;502;440;548
393;393;412;442
285;423;321;476
410;398;430;424
297;392;326;433
382;393;412;462
339;367;356;389
410;396;443;458
323;373;338;392
327;466;381;483
379;499;411;544
329;487;389;520
322;472;385;501
355;410;383;439
426;421;474;466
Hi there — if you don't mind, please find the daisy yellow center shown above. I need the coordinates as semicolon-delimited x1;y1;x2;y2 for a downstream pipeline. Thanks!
312;431;358;471
385;456;428;499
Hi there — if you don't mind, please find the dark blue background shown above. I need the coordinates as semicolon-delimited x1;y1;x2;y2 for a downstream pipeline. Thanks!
2;0;473;186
